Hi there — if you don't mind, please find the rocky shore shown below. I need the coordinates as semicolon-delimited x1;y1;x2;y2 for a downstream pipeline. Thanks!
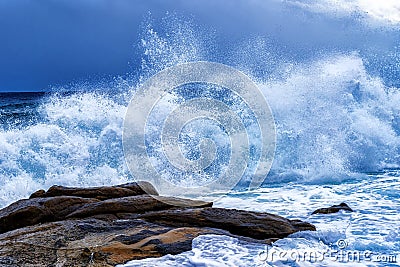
0;182;316;266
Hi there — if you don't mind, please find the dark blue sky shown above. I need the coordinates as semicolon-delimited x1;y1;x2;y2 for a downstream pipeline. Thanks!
0;0;398;92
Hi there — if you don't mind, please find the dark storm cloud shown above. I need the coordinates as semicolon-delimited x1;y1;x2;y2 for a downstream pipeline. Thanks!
0;0;398;91
0;0;168;91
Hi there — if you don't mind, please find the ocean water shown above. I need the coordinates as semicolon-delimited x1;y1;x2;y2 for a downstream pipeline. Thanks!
1;1;400;266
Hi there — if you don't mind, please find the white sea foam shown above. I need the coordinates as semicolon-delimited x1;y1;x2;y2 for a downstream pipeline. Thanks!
0;19;399;206
121;174;400;267
0;92;130;206
260;53;400;183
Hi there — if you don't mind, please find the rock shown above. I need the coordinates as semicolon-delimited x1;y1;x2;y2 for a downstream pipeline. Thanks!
0;196;99;234
134;207;316;239
312;202;354;215
29;181;158;200
29;189;45;198
0;194;211;234
0;218;268;266
0;182;316;266
66;195;212;219
1;182;164;234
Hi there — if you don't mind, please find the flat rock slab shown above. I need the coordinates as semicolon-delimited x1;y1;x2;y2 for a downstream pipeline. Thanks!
0;196;99;234
66;195;213;219
134;207;316;239
0;194;211;234
29;181;158;200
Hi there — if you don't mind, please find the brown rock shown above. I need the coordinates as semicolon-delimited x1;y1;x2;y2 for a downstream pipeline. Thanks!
29;181;158;200
312;202;354;215
135;207;316;239
0;182;316;266
66;195;212;219
29;189;45;198
0;196;98;234
0;218;256;266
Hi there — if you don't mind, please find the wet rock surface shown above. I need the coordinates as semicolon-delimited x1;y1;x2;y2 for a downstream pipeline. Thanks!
0;182;316;266
134;207;315;239
312;202;354;214
29;181;159;200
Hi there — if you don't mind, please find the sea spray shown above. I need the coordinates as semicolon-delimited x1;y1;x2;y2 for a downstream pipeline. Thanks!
0;14;399;207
